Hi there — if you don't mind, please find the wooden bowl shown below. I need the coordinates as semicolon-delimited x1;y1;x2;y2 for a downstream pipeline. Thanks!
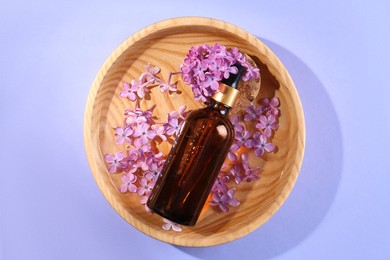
84;17;305;247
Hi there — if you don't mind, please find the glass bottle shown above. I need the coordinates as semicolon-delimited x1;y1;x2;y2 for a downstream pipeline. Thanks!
147;65;245;226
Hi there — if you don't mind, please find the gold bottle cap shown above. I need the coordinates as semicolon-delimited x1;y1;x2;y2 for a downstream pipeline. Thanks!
211;83;240;108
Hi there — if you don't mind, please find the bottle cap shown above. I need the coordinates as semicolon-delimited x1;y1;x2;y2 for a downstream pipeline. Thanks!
211;64;245;107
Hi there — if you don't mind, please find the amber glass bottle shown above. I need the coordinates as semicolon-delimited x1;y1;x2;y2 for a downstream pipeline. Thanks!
147;65;244;226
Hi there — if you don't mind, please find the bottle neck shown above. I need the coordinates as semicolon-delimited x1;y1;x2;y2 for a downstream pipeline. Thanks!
208;99;231;116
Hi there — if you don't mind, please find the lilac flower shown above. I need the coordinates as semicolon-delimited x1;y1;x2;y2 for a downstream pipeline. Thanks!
141;151;164;174
144;161;164;181
137;83;151;100
235;129;251;146
168;105;187;120
228;47;244;62
119;82;138;101
126;146;140;163
162;219;182;232
151;124;167;142
133;123;156;145
230;115;245;133
201;72;220;92
203;56;224;79
157;81;178;93
181;43;260;102
210;192;229;212
156;71;180;93
229;162;243;184
132;137;152;154
227;142;239;161
244;104;263;121
262;97;280;116
223;63;238;79
242;166;261;182
165;117;181;136
209;188;240;212
226;188;240;207
212;175;229;193
242;64;260;81
146;151;164;166
240;153;251;169
245;132;275;157
136;177;156;196
139;195;152;212
139;64;160;83
256;115;278;137
119;173;138;193
115;126;133;145
192;60;207;81
125;103;155;125
104;152;125;173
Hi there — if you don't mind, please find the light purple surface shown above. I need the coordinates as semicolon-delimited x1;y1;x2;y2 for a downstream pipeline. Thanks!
1;1;389;259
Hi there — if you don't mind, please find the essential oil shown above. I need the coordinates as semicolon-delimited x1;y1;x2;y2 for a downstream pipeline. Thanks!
147;65;245;226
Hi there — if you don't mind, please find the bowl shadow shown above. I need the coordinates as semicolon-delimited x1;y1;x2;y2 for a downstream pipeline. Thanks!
175;38;343;258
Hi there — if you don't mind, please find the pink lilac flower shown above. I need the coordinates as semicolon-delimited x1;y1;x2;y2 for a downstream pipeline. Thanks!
210;193;228;212
151;124;167;142
119;82;138;101
256;115;278;137
242;166;261;182
242;64;260;81
262;97;280;116
132;137;152;154
126;146;140;163
137;81;151;99
115;126;133;145
201;72;220;92
124;103;155;125
168;105;187;120
144;161;164;181
223;62;239;79
226;188;240;207
157;81;178;93
119;172;138;193
162;219;182;232
235;129;251;146
139;64;160;82
228;153;250;184
139;195;152;212
211;175;229;193
244;104;263;121
163;106;188;136
158;71;180;93
239;153;250;168
227;143;239;161
133;123;156;145
104;152;125;173
146;151;164;166
209;188;240;212
229;163;243;184
230;115;245;133
227;47;244;62
245;132;275;157
181;43;260;102
136;177;156;196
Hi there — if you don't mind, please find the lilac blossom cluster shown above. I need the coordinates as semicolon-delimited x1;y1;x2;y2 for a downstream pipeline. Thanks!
209;97;280;212
119;64;178;102
104;102;188;212
180;43;260;102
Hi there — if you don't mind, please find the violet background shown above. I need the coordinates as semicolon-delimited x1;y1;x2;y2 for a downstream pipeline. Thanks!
1;0;389;259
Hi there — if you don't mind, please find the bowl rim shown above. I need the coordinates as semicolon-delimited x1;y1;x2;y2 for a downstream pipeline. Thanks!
84;16;305;247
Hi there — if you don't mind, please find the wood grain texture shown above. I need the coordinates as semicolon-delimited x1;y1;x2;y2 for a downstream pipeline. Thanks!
84;17;305;247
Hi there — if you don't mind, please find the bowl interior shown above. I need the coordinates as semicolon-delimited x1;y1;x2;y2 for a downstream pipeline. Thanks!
84;17;305;247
